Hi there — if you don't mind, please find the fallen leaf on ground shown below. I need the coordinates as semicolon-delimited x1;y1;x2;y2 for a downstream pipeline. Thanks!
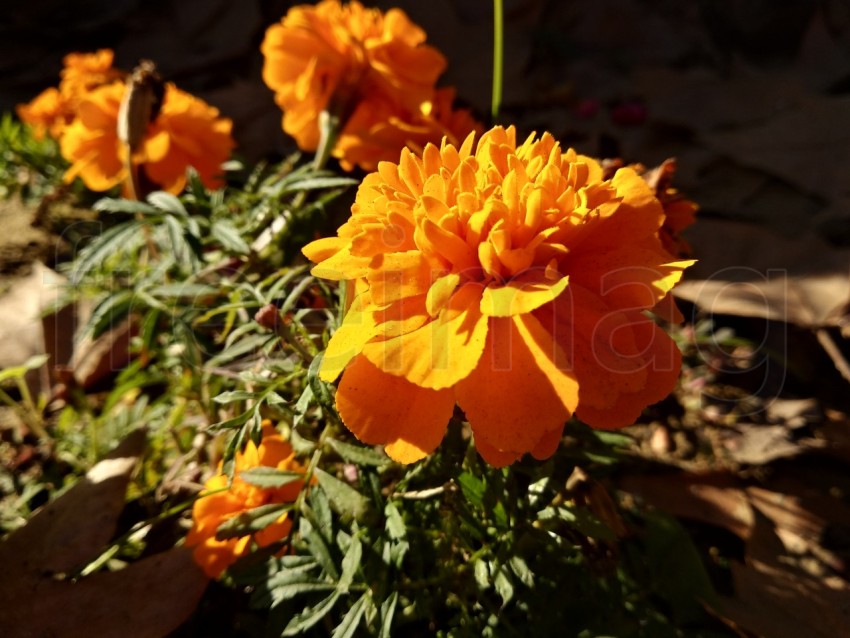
674;218;850;329
0;428;209;637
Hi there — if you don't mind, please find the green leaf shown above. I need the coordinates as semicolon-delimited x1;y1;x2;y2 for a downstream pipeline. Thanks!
458;472;486;508
0;354;50;384
508;556;534;588
384;502;405;541
269;175;357;198
263;571;336;606
640;513;718;624
315;469;373;524
378;592;398;638
208;409;253;433
147;283;218;299
307;352;336;415
493;564;514;607
213;390;257;404
211;220;250;255
93;198;157;215
331;592;368;638
147;191;188;217
214;502;293;540
239;467;305;489
85;290;134;339
282;591;341;636
337;534;362;593
328;438;389;467
300;516;339;579
70;220;144;284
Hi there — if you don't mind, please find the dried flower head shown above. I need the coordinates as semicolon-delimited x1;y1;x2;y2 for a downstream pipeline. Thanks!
303;126;694;467
60;80;234;194
261;0;476;170
186;424;308;579
16;49;122;140
641;159;697;257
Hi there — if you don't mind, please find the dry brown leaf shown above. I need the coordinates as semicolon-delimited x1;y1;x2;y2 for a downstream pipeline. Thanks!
0;429;208;637
619;472;754;539
674;218;850;328
0;428;146;580
720;424;825;465
713;517;850;638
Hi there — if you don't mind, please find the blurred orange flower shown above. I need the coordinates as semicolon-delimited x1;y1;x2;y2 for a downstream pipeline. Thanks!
60;81;234;194
16;49;122;139
187;425;308;579
261;0;474;170
334;88;483;172
303;126;694;467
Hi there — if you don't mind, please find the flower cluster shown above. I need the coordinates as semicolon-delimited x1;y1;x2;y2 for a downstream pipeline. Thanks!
187;424;309;579
16;49;122;140
60;80;235;194
303;126;694;467
17;51;234;194
261;0;480;171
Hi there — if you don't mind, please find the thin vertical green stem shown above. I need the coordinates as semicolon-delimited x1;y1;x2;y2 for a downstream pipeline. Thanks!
491;0;504;121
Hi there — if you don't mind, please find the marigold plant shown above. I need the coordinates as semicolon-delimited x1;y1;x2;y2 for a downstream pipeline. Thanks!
186;425;308;579
261;0;478;171
16;49;122;140
303;125;694;467
60;80;235;194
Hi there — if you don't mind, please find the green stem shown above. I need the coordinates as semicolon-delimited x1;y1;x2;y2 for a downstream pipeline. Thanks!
491;0;504;121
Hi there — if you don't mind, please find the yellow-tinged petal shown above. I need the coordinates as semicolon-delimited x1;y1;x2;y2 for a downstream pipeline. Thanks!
481;274;570;317
367;250;435;306
310;244;371;280
456;313;578;455
361;283;487;389
303;236;349;264
335;355;455;463
425;272;460;317
319;292;377;382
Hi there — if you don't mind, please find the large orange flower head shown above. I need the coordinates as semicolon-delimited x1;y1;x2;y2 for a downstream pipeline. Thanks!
303;126;694;467
60;80;235;194
187;425;308;579
261;0;448;155
16;49;122;140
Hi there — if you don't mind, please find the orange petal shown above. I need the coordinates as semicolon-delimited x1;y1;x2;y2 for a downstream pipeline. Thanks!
651;291;686;324
530;426;563;460
361;283;487;390
456;313;578;457
576;314;682;429
473;435;521;468
335;355;454;463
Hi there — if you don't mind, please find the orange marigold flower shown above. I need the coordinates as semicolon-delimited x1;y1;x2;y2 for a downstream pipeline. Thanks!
303;126;695;467
16;49;122;140
334;88;483;172
261;0;447;156
60;81;235;194
186;425;308;579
